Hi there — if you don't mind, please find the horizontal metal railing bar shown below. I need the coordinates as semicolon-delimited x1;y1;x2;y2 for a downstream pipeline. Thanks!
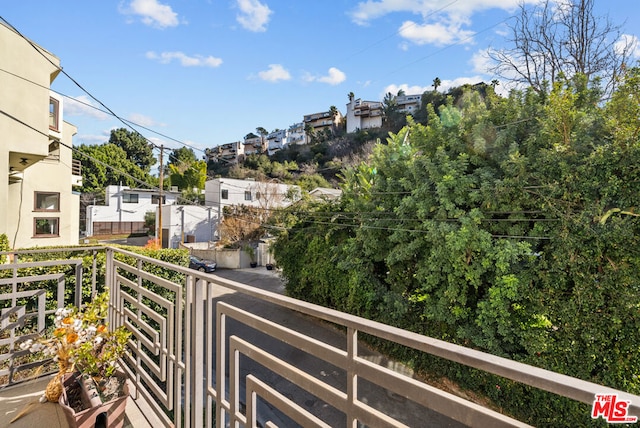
0;259;82;270
0;246;105;256
229;335;349;414
246;375;332;428
354;357;531;428
114;259;183;294
216;301;349;367
0;273;64;285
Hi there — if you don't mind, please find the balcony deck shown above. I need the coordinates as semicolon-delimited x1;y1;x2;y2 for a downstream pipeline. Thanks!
1;246;639;427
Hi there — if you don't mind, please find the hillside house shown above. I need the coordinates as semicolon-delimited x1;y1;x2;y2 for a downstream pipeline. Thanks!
345;93;383;133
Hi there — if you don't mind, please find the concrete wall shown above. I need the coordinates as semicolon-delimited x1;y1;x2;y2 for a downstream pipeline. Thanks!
187;246;269;269
161;205;219;249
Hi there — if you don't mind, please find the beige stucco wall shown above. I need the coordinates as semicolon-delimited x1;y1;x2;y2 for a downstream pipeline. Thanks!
1;22;79;249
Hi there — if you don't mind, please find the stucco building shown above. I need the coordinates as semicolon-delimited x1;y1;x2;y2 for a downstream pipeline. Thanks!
0;22;82;249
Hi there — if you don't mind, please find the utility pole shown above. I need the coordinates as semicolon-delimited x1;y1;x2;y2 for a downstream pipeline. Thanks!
158;145;164;248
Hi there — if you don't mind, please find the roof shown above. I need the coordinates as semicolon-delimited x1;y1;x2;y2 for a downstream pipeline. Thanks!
308;187;342;201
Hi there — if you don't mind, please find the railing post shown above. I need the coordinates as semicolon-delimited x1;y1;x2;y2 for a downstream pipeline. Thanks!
105;247;114;324
347;327;358;428
191;276;205;428
74;262;83;308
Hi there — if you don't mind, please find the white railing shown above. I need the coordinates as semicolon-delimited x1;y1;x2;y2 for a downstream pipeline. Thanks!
3;246;640;427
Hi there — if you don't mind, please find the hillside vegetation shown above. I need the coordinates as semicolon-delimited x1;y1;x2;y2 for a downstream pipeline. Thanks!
271;70;640;426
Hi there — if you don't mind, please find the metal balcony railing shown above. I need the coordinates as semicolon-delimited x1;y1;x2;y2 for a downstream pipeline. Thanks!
1;246;639;428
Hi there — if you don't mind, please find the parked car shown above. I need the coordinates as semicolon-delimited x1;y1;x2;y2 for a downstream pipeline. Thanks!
189;256;217;272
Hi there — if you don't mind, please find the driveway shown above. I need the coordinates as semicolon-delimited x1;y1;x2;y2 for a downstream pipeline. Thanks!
209;268;468;427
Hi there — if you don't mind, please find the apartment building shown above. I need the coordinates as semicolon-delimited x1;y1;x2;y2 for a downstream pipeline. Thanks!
0;22;83;249
206;141;244;164
303;110;343;136
266;129;287;156
396;93;422;115
288;122;306;145
243;133;265;156
345;94;383;133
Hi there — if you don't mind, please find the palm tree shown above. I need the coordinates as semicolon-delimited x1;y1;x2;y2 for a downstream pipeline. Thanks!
256;127;268;152
432;77;441;91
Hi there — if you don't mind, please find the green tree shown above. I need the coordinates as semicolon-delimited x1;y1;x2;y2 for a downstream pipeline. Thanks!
166;147;207;203
74;143;154;195
108;128;156;173
273;77;640;425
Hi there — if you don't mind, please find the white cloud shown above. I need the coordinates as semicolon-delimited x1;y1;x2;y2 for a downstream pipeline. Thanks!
349;0;535;47
381;83;431;97
399;20;474;46
235;0;273;32
127;113;164;127
120;0;180;28
350;0;528;25
75;133;110;146
616;34;640;59
305;67;347;85
63;95;110;120
258;64;291;82
438;75;485;92
146;51;223;68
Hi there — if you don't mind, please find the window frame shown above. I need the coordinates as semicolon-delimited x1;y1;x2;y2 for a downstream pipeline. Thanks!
122;193;139;204
244;191;252;201
151;195;166;204
49;97;60;131
34;217;60;238
34;192;60;212
221;189;229;200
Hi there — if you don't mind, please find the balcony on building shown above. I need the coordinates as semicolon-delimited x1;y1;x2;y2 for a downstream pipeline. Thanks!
2;246;638;428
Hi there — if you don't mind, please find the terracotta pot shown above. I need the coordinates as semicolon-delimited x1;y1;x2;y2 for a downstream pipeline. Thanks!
58;372;129;428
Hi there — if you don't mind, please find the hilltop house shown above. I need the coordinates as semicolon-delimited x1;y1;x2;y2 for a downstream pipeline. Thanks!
0;22;83;249
303;109;343;139
345;93;383;133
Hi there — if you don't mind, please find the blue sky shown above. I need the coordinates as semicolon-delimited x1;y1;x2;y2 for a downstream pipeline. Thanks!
3;0;639;161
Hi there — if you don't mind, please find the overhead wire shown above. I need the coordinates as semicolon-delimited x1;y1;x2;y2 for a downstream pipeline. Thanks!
1;14;557;240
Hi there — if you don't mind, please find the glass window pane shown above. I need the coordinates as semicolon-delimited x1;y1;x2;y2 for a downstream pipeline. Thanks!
35;192;59;211
34;218;59;236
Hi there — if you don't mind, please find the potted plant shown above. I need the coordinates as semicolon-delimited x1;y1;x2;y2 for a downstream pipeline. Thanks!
20;290;131;428
243;244;257;268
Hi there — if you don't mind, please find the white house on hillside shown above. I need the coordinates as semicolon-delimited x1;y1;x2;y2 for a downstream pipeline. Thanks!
345;93;383;133
267;129;288;156
85;185;180;236
396;93;422;115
